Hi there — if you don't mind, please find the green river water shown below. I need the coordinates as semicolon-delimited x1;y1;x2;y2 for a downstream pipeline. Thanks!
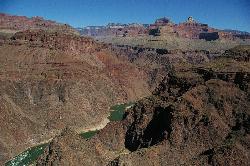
5;103;134;166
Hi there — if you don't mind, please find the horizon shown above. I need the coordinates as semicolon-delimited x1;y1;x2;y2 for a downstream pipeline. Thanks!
0;0;250;32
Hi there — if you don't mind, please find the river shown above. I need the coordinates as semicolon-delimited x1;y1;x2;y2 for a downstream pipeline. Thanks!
5;102;134;166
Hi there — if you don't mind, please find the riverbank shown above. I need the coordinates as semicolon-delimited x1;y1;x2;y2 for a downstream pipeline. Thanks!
75;117;110;134
5;102;134;166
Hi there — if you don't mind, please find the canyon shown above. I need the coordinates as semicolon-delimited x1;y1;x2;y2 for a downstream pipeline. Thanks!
35;45;250;165
0;14;151;165
0;13;249;165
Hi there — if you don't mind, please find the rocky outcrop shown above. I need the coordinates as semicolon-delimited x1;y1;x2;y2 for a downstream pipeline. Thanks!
195;68;250;92
174;21;211;39
111;45;210;64
148;17;173;32
105;59;250;165
9;29;103;54
110;78;250;165
36;128;107;166
79;23;148;37
80;16;250;41
199;32;220;41
108;44;210;92
0;13;79;35
34;52;250;165
221;45;250;61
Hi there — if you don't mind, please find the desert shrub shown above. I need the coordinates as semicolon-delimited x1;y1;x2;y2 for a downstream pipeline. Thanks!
149;28;160;36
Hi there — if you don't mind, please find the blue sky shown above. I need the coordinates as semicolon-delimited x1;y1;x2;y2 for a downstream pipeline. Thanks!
0;0;250;32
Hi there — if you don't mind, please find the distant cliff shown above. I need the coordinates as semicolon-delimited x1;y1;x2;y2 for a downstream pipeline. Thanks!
78;16;250;41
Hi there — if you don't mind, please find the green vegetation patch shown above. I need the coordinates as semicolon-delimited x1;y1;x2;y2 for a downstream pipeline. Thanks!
5;143;48;166
80;130;99;139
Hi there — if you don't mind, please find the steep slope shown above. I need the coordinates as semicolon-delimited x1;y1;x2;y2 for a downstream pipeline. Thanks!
0;29;150;164
35;50;250;165
36;128;106;166
112;78;249;165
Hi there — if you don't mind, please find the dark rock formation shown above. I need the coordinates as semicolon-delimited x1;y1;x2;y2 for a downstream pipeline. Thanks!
199;32;220;41
156;48;168;55
36;128;105;166
221;45;250;61
107;67;250;165
125;103;173;151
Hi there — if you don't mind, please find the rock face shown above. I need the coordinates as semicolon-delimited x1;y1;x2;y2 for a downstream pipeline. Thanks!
79;23;148;37
199;32;220;41
221;45;250;61
10;29;102;54
35;48;250;165
36;128;106;166
149;17;173;29
0;13;79;35
0;29;151;164
109;57;250;165
157;17;240;40
80;16;250;40
109;44;210;91
113;79;249;165
174;21;212;39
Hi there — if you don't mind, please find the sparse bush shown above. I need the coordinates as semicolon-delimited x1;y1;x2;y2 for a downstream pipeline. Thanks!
149;29;160;36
